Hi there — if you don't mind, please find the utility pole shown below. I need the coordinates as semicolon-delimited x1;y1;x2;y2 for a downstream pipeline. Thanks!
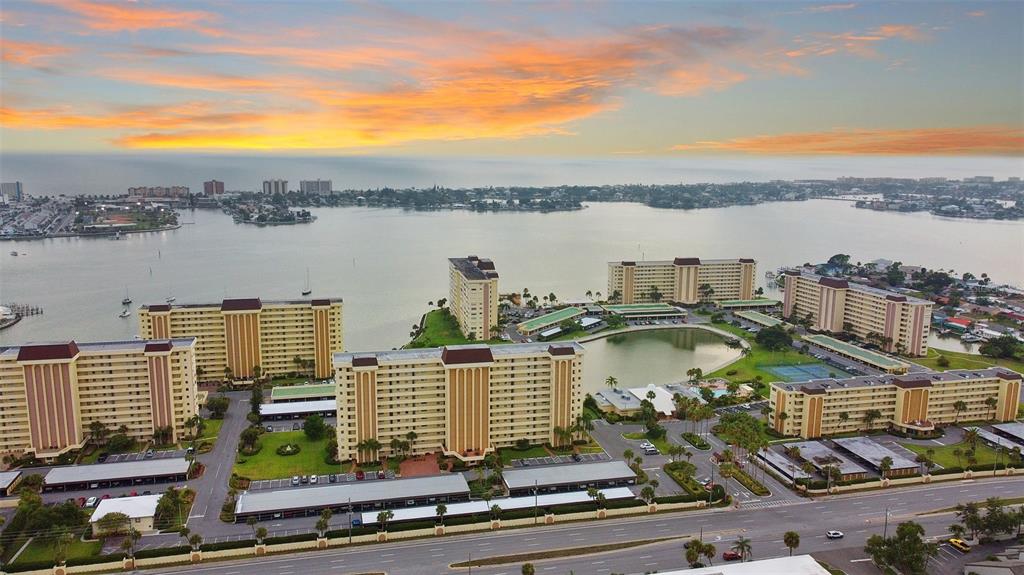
883;507;890;539
347;497;352;544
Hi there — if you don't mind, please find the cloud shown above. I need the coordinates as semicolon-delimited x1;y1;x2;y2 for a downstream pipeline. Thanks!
39;0;219;34
0;102;268;130
966;10;987;18
785;24;928;59
671;126;1024;155
805;4;858;13
0;38;71;70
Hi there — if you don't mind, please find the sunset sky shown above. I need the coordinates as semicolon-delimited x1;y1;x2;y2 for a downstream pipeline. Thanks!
1;1;1022;156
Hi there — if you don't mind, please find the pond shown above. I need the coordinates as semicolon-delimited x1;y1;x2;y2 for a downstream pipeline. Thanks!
580;327;741;394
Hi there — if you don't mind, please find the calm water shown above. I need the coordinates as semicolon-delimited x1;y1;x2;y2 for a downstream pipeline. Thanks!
2;200;1022;351
581;328;739;394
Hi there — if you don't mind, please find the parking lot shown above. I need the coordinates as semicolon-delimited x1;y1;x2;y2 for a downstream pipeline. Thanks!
716;400;767;416
510;452;609;467
102;448;186;463
247;468;396;491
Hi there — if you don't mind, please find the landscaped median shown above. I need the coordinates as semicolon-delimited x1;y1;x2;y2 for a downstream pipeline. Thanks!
681;432;710;450
448;536;681;568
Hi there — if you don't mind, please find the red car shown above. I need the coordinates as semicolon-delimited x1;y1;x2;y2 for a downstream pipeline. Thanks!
355;470;365;480
722;551;742;561
77;497;86;507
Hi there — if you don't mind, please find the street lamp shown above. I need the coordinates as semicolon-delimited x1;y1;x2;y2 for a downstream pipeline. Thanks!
347;497;352;544
533;480;539;524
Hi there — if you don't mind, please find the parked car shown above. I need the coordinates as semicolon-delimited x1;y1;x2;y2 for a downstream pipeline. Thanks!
291;476;300;486
328;474;338;483
292;423;300;431
722;551;742;561
144;449;154;459
300;475;309;484
377;470;386;479
572;454;582;462
310;475;319;484
826;530;844;539
266;425;274;432
77;497;86;507
355;470;365;480
948;538;971;553
85;496;98;508
97;453;109;463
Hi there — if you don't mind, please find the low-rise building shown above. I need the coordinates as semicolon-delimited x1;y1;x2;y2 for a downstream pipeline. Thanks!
802;334;910;374
516;307;584;336
770;368;1022;439
716;298;781;310
334;342;584;463
601;303;687;321
90;494;162;536
607;258;756;304
0;339;198;459
44;458;191;492
502;461;636;496
138;298;343;381
269;383;336;403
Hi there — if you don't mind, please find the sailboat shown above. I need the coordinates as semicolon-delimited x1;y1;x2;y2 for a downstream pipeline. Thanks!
301;268;312;296
121;288;132;306
118;308;131;318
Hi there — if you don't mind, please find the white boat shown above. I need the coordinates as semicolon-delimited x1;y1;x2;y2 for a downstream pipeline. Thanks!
121;287;132;306
118;309;131;318
165;296;176;303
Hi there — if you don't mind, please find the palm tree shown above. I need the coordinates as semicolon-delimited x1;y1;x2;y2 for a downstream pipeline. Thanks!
376;510;394;532
863;409;882;429
356;438;382;461
964;428;980;450
435;504;447;526
623;448;634;463
838;411;850;429
702;541;716;566
760;405;772;423
605;376;619;390
732;536;753;562
640;485;656;504
985;397;998;420
783;531;800;556
953;400;968;423
953;447;963;469
490;504;502;521
315;509;333;537
879;456;893;478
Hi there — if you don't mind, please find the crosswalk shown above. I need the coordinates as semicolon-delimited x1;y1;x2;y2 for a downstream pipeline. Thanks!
734;498;806;511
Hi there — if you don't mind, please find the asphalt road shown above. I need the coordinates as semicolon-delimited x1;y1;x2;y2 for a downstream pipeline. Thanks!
141;473;1024;575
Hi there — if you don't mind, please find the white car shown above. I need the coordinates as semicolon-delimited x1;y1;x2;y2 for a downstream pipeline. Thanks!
826;530;844;539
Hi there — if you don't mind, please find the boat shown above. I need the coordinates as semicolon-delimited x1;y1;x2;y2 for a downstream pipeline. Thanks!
301;268;312;296
165;296;176;303
961;333;983;343
121;287;132;306
118;309;131;318
9;251;17;256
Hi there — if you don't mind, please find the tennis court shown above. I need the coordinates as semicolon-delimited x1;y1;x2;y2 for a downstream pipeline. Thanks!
763;363;853;382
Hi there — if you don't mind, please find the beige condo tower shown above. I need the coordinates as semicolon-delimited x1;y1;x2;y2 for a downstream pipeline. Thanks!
607;257;756;305
448;256;499;340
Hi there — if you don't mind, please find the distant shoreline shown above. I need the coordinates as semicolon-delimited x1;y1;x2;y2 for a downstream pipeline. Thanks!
0;224;181;242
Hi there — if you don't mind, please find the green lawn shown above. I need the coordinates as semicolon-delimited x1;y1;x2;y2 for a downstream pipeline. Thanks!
233;430;340;479
11;536;100;567
498;446;549;465
705;322;826;395
406;309;504;348
901;440;1003;468
198;418;224;441
914;348;1024;373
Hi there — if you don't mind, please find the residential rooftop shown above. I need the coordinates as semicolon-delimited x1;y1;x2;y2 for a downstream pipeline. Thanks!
503;460;635;490
91;494;162;523
235;474;470;515
787;270;931;304
611;258;753;267
0;338;196;360
517;307;584;332
269;383;336;400
449;256;498;281
334;341;584;366
140;298;342;311
773;367;1022;394
44;458;191;486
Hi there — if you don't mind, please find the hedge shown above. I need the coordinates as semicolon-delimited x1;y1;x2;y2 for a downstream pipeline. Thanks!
655;493;698;504
681;432;711;450
264;532;317;545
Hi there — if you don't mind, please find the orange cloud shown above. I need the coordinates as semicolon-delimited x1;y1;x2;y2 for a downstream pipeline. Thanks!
656;64;748;96
966;10;987;17
0;103;267;130
786;24;927;59
40;0;219;34
1;38;71;69
671;126;1024;155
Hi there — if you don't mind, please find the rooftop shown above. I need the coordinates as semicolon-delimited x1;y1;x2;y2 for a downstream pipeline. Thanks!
449;256;499;281
993;422;1024;443
734;310;784;327
141;298;342;311
91;494;162;522
832;437;917;471
503;460;635;490
790;271;930;304
657;555;831;575
789;441;867;476
44;458;191;486
517;307;584;332
602;303;684;316
334;341;584;366
718;299;781;308
611;258;753;267
802;334;910;369
0;470;21;491
259;399;336;417
1;338;196;360
269;383;336;400
972;427;1022;450
773;367;1021;394
235;474;470;515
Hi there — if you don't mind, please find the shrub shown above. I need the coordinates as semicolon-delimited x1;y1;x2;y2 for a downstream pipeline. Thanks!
515;438;531;450
681;432;710;450
726;370;738;376
275;443;301;456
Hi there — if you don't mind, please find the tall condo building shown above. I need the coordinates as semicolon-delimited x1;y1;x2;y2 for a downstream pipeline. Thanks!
333;342;584;463
770;368;1022;439
606;257;756;304
0;339;199;459
1;182;24;202
299;179;332;194
262;179;288;194
203;180;225;195
448;256;499;340
782;271;932;356
137;298;343;381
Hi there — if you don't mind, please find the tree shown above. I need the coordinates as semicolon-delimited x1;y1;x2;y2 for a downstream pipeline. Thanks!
702;541;716;566
605;375;619;390
205;395;230;419
121;527;142;559
964;428;980;450
51;528;74;566
698;283;715;303
863;409;882;428
953;400;967;423
732;536;753;561
303;414;329;441
96;511;131;537
435;503;447;526
879;456;893;478
640;486;656;504
490;504;502;521
755;325;792;351
250;383;264;416
255;526;268;544
783;530;800;556
985;396;999;420
240;426;261;451
864;521;937;575
649;285;663;302
376;509;394;531
979;334;1022;360
88;421;110;444
356;438;382;461
315;509;333;537
521;563;536;575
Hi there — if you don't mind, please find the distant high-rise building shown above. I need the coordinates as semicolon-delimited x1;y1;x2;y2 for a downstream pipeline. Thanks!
263;179;288;194
299;179;332;194
204;180;225;195
127;186;189;198
1;182;24;202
